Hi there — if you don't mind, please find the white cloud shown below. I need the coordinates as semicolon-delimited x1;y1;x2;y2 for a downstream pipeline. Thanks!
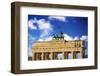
48;16;66;21
37;19;53;38
38;36;52;41
40;30;50;38
38;33;88;42
80;35;88;41
28;18;53;38
74;36;79;40
28;18;38;30
64;34;73;40
38;38;43;41
37;19;51;30
64;34;88;41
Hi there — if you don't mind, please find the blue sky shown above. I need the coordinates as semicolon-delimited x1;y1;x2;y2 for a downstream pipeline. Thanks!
28;15;88;57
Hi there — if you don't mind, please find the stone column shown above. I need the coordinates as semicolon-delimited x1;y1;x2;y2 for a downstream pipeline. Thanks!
54;52;57;59
62;52;65;59
32;53;34;60
53;52;55;59
80;51;83;58
39;53;41;60
43;52;48;60
50;52;52;60
41;52;44;60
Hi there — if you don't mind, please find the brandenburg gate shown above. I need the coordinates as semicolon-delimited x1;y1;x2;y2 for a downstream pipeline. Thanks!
32;32;84;60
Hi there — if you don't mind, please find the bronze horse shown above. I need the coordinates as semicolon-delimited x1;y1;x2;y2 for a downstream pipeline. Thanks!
53;32;64;40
